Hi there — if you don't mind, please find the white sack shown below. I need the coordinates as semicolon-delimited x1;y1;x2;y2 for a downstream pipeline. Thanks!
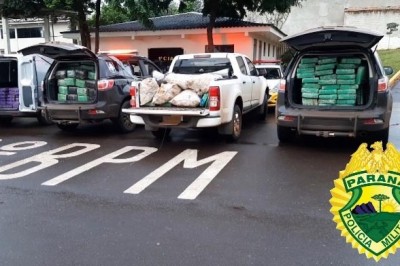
186;73;222;96
139;78;159;105
164;73;192;90
170;90;201;107
152;83;182;105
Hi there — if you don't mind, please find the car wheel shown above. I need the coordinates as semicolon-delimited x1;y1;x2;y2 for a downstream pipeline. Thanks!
151;128;171;139
366;128;389;148
0;116;13;124
259;93;268;120
37;112;53;125
113;100;136;133
226;104;242;142
57;123;78;132
277;125;294;143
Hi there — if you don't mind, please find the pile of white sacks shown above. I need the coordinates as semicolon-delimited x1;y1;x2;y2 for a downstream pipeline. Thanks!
139;73;222;107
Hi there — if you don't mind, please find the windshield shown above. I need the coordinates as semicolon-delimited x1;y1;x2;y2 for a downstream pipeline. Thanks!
172;58;231;74
257;67;282;79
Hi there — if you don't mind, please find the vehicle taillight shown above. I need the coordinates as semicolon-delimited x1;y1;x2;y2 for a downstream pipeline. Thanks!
97;79;115;91
378;78;388;92
209;86;220;111
130;85;137;108
279;79;286;92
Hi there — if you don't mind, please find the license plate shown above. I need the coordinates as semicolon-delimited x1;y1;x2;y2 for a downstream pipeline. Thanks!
160;115;182;125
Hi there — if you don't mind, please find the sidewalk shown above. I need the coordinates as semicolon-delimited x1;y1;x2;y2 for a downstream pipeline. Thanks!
389;70;400;88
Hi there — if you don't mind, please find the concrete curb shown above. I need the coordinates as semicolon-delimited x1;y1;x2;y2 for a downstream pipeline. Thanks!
389;70;400;88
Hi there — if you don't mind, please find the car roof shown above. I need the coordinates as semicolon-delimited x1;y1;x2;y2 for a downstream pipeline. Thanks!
255;64;281;68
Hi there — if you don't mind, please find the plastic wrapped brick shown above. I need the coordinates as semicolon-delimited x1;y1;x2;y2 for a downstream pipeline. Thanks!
68;86;77;94
319;89;337;95
86;80;96;89
298;63;316;68
356;66;367;85
57;94;67;101
316;63;336;71
337;99;356;105
319;74;337;80
336;69;355;75
67;70;76;78
297;72;315;78
301;87;319;94
336;63;358;69
88;71;96;80
340;84;358;90
337;74;356;80
77;88;88;95
338;94;356;100
315;69;334;76
75;79;86;88
57;78;75;86
170;90;201;107
56;70;67;79
67;94;78;101
302;98;318;105
300;57;318;64
337;79;356;85
58;86;68;95
302;92;319;98
75;69;87;80
341;58;362;64
319;79;336;85
302;83;320;89
302;77;319;83
139;78;159;105
318;99;336;105
337;89;357;94
318;57;337;64
296;67;315;74
78;95;88;102
152;83;181;105
319;94;337;100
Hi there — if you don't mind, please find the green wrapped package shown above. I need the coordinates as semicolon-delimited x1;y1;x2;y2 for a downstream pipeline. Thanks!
57;93;67;101
356;66;367;85
318;57;337;65
299;63;316;68
318;99;336;105
337;79;356;85
302;92;319;98
338;89;357;94
78;95;88;102
80;64;94;71
301;87;319;94
340;84;359;90
301;57;318;64
58;86;68;95
338;94;356;100
57;78;75;86
297;72;315;78
67;70;76;78
336;74;356;80
319;79;336;85
77;87;88;95
341;58;362;64
75;79;86;88
320;74;337;80
297;67;315;74
302;77;319;83
87;71;96;80
316;63;336;71
302;83;320;89
336;69;355;74
337;99;356;105
315;69;334;76
302;98;318;105
319;89;337;95
337;63;358;69
321;85;340;90
319;94;337;100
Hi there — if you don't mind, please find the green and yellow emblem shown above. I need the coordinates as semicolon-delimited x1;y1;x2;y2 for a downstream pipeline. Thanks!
330;142;400;261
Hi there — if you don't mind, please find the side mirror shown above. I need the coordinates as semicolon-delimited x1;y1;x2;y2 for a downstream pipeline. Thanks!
384;66;393;76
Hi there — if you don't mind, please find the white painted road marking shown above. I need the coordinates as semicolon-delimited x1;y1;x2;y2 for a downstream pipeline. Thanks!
42;146;158;186
124;149;237;200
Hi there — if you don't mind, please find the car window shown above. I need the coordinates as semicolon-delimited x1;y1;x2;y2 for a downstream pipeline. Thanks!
35;56;52;86
261;67;281;79
236;56;248;75
245;58;258;76
143;60;160;76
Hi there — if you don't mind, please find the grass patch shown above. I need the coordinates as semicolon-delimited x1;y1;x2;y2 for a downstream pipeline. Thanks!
377;48;400;77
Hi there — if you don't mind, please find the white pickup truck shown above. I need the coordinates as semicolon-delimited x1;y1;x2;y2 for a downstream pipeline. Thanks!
122;53;268;140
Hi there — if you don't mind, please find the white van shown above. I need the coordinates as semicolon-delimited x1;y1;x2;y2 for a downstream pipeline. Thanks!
0;53;53;124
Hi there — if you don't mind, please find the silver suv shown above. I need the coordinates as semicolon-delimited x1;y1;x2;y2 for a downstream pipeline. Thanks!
276;26;393;145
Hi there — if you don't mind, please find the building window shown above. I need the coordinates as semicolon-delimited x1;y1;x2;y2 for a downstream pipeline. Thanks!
263;42;266;56
205;44;234;53
258;41;262;60
17;27;43;38
268;43;270;57
253;39;257;61
0;29;16;39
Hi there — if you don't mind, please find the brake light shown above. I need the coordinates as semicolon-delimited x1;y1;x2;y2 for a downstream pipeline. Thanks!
98;79;115;91
130;85;137;108
279;79;286;92
209;86;220;111
378;78;388;92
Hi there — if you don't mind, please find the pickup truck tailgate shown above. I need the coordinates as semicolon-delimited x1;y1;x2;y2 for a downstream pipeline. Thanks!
122;107;210;116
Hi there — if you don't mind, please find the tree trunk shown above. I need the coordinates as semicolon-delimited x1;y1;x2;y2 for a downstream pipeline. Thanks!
76;1;91;49
94;0;101;53
206;9;216;53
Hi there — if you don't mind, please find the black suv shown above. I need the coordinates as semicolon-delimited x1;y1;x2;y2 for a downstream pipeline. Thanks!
19;42;157;132
276;27;393;145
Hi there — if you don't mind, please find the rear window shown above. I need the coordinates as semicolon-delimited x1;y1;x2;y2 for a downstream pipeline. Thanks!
258;67;282;79
172;58;231;74
0;60;18;87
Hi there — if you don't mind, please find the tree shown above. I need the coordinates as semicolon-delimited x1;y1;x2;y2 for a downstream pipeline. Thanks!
372;194;390;212
245;10;290;29
202;0;301;52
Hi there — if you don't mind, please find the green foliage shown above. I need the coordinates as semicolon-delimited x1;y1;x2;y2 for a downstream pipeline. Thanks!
378;48;400;78
0;0;46;18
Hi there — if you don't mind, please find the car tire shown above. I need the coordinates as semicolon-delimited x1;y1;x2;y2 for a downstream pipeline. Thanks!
151;128;171;139
113;100;136;133
37;112;53;125
259;93;268;120
0;116;13;124
57;123;78;132
277;125;294;143
226;104;242;142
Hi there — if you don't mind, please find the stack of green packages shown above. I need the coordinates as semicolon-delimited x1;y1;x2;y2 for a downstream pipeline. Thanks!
336;58;361;106
298;57;319;105
56;69;76;102
316;57;337;106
